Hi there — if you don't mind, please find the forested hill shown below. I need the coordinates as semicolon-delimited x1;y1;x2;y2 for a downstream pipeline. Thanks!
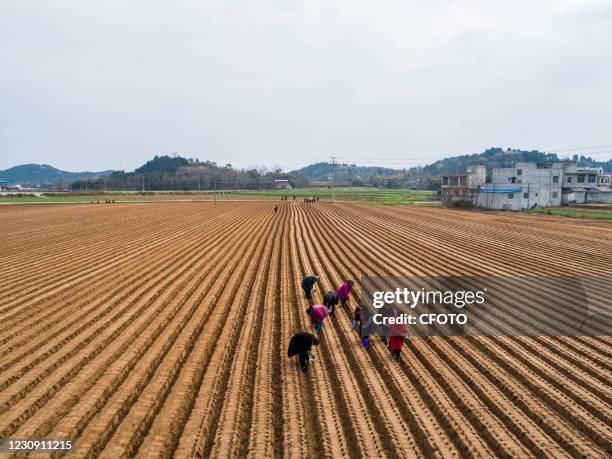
292;148;612;189
294;162;397;182
71;155;309;190
5;148;611;190
421;148;612;175
0;164;111;184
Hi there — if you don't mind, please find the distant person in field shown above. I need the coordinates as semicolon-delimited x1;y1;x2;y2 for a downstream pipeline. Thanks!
287;331;320;372
306;304;329;333
337;279;354;308
323;290;339;315
388;313;409;362
352;305;362;333
301;275;319;300
380;302;395;346
360;306;372;350
273;205;279;213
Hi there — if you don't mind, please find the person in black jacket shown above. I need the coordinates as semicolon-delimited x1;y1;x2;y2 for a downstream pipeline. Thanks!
301;275;320;300
287;331;320;371
323;290;339;315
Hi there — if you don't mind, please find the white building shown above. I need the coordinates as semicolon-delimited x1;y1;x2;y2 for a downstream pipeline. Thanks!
473;162;563;210
450;161;612;210
274;179;292;189
562;165;612;204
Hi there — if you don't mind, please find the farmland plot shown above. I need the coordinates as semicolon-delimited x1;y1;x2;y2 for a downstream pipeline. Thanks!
0;202;610;458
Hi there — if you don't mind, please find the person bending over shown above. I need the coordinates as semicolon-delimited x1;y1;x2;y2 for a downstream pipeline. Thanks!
323;290;339;315
287;331;320;372
301;275;320;300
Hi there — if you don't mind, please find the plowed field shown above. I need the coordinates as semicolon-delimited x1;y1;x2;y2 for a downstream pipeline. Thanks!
1;202;610;458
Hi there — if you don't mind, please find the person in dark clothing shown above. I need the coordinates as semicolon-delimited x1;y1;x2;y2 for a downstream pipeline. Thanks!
360;306;374;350
323;290;339;315
301;275;319;300
287;331;320;371
352;305;362;333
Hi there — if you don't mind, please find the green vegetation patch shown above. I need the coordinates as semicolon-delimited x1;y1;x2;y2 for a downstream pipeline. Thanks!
526;207;612;221
0;187;436;205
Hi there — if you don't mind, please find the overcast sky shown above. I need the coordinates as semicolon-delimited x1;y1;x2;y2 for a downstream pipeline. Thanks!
1;0;611;172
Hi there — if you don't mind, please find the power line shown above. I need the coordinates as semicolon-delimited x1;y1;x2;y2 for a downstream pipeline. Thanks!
557;149;612;157
548;144;612;152
336;156;434;161
337;160;428;165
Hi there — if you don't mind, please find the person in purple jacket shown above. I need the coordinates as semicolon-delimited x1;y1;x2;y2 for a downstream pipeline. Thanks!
336;279;354;309
306;304;329;333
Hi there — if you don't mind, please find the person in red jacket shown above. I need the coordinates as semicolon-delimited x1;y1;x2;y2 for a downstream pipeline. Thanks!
388;313;409;361
336;279;354;309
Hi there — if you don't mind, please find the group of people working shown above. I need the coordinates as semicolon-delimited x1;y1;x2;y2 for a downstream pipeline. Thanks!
288;275;409;372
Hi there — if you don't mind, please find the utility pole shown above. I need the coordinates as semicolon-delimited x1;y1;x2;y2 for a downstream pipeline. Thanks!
141;174;145;192
198;174;201;194
330;156;337;203
104;178;107;193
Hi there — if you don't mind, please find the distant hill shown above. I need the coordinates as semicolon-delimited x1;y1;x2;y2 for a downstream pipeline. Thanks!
71;154;309;191
422;147;612;175
292;162;397;186
4;148;610;190
134;155;189;174
293;149;612;189
0;164;112;185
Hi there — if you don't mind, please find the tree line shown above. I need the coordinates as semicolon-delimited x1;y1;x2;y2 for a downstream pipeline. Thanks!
70;155;310;191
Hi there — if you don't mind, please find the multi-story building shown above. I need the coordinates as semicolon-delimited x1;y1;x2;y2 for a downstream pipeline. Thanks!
562;165;612;204
473;162;563;210
443;161;611;210
441;165;485;204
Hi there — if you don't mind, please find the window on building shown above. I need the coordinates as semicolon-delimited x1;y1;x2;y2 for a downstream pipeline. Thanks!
567;176;572;183
553;176;559;184
508;193;514;199
442;176;449;185
578;175;585;183
535;192;538;197
588;175;596;183
517;169;522;176
523;192;529;198
508;177;516;184
553;191;558;198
